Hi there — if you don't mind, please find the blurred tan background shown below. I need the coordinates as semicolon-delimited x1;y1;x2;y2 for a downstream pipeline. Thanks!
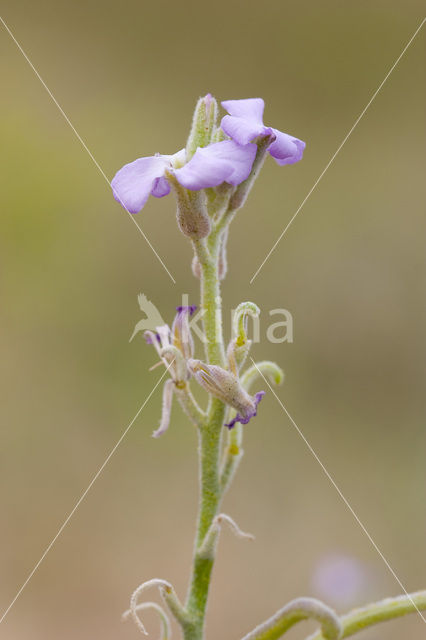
1;1;425;639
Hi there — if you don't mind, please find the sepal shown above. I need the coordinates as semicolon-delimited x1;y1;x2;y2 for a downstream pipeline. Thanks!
167;171;211;239
188;359;265;429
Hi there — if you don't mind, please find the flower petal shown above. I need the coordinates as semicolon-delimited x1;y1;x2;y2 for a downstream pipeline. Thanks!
151;175;171;198
172;305;197;361
152;379;174;438
174;140;256;190
268;129;306;165
225;391;265;429
221;98;268;145
111;155;169;214
221;116;268;146
221;98;265;122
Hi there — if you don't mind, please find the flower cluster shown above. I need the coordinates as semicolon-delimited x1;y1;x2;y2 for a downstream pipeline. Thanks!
111;95;305;216
144;304;267;436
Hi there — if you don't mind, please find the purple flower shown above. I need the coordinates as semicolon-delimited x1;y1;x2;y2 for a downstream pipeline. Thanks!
221;98;305;165
225;391;265;429
112;140;257;214
174;140;257;190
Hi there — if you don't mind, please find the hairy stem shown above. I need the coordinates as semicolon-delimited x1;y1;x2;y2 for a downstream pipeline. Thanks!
307;591;426;640
240;597;341;640
184;236;227;640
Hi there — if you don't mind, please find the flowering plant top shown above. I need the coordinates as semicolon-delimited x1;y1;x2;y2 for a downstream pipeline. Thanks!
110;94;424;640
111;96;305;215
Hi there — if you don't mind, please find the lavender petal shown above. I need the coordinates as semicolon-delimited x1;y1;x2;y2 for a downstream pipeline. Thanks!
221;98;269;145
225;390;265;429
268;129;306;165
174;140;256;190
111;155;169;214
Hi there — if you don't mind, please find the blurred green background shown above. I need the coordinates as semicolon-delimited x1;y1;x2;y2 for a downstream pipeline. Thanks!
1;1;425;639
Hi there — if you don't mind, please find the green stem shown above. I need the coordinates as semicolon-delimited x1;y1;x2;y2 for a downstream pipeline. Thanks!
184;236;227;640
307;591;426;640
193;238;225;366
240;597;342;640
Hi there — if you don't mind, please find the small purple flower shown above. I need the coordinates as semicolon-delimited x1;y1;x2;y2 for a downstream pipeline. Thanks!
225;391;265;429
174;140;257;190
221;98;305;166
112;140;257;214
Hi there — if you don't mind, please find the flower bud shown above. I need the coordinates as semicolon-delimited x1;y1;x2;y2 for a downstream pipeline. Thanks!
186;93;218;160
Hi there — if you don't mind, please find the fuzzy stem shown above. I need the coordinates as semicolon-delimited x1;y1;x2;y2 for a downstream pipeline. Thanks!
183;236;227;640
240;597;342;640
307;591;426;640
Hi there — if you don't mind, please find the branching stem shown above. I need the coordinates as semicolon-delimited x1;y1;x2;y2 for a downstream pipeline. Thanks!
307;591;426;640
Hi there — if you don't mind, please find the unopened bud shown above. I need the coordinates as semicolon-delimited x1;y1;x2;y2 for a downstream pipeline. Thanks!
186;93;218;160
